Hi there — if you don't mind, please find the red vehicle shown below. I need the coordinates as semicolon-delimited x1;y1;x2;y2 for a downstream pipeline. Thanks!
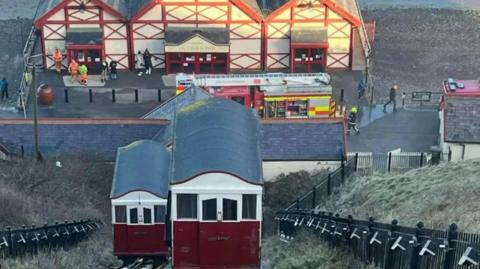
170;99;263;269
110;140;170;264
176;73;336;119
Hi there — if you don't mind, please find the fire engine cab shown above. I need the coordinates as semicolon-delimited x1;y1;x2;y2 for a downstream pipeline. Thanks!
176;73;336;119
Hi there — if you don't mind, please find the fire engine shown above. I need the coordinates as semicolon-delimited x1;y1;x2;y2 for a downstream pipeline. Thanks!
176;73;337;118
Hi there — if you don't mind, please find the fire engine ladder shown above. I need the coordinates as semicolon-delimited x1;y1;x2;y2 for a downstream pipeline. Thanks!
192;73;331;87
354;0;372;74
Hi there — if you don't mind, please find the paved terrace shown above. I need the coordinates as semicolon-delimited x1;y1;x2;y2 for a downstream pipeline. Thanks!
0;69;366;119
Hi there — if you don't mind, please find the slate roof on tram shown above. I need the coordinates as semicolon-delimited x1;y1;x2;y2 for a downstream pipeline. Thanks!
111;140;171;199
171;98;263;185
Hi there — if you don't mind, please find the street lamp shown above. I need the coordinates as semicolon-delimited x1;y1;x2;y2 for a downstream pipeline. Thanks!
27;63;43;161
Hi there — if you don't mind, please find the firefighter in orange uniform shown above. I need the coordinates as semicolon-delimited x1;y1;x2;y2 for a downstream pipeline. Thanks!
52;48;63;73
68;59;79;83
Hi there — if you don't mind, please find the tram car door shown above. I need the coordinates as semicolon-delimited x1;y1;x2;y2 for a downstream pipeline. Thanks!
171;174;262;269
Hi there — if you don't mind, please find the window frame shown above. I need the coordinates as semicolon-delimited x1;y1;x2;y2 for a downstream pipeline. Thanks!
113;205;127;224
242;194;257;220
201;195;219;222
154;205;167;224
222;198;238;222
127;205;155;225
176;194;198;220
128;207;139;224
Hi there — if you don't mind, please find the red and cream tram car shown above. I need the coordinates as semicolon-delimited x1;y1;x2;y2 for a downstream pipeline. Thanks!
110;140;170;263
170;99;264;269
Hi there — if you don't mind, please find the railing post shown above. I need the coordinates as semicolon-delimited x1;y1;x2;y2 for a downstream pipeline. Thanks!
7;227;12;257
135;89;139;103
387;152;392;173
354;153;359;172
311;186;316;210
88;89;93;103
366;217;375;264
327;174;331;196
64;89;69;103
443;223;458;269
340;88;344;103
384;219;398;269
341;155;345;181
158;89;162;103
409;222;424;269
420;152;424;167
112;89;116;103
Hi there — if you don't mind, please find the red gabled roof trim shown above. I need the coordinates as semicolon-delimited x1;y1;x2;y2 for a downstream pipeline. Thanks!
130;0;158;22
265;0;361;26
231;0;263;23
131;0;262;23
34;0;127;29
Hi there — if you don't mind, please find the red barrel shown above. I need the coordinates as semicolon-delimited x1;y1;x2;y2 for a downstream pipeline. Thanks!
37;84;54;106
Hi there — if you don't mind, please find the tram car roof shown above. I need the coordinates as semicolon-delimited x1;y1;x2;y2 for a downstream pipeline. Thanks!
172;98;263;185
110;140;170;199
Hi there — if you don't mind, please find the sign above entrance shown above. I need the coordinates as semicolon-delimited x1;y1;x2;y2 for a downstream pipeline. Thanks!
165;36;229;53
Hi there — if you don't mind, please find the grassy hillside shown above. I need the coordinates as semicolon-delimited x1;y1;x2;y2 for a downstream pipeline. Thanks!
263;160;480;268
262;233;375;269
262;168;375;269
0;155;121;269
323;159;480;232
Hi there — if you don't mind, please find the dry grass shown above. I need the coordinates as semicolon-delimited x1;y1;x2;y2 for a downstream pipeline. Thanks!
1;235;121;269
262;169;376;269
322;159;480;232
0;154;119;268
262;233;375;269
263;170;330;235
0;154;113;226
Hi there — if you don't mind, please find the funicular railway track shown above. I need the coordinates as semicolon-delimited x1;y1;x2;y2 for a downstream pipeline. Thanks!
117;258;169;269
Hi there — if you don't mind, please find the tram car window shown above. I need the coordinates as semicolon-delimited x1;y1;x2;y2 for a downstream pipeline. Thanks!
110;140;170;265
114;205;127;223
154;205;166;223
242;194;257;220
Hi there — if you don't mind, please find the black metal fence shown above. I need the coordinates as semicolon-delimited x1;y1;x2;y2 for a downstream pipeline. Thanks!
0;219;101;258
276;210;480;269
348;151;451;176
286;155;358;211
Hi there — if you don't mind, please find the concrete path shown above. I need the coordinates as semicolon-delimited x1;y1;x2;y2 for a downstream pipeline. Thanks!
347;105;440;153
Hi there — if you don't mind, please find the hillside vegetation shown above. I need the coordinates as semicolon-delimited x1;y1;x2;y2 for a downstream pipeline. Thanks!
0;155;120;269
263;160;480;268
323;159;480;232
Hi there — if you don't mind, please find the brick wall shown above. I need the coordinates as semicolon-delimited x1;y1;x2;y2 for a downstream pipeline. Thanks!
445;97;480;143
260;119;346;161
0;119;168;160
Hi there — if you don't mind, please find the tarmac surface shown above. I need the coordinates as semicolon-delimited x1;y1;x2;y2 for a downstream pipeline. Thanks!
347;105;440;153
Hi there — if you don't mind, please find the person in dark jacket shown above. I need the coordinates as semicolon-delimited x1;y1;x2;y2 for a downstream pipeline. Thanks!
357;77;366;99
110;60;118;80
384;84;398;112
347;106;360;135
143;49;153;75
1;78;9;101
